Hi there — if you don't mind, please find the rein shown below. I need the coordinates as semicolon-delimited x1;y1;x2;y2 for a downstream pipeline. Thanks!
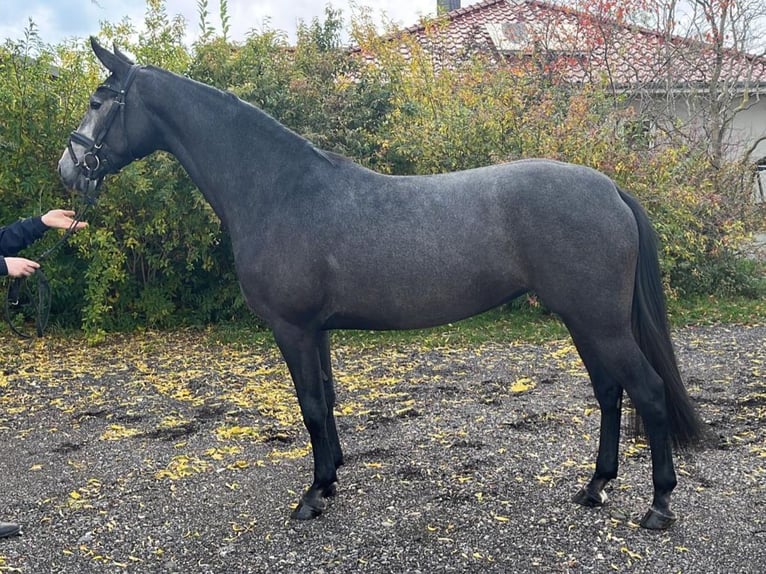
4;201;94;339
5;269;50;339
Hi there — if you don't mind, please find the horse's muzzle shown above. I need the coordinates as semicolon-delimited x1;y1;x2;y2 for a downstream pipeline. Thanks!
57;156;101;196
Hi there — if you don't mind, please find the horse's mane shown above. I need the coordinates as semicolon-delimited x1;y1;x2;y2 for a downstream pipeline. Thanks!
148;65;339;167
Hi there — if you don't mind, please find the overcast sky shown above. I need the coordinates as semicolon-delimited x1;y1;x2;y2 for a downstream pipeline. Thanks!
2;0;459;46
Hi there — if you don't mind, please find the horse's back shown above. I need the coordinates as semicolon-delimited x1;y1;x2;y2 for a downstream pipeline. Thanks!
361;159;639;289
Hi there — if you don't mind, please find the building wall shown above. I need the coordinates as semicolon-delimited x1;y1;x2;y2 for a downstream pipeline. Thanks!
630;91;766;204
635;91;766;159
731;96;766;163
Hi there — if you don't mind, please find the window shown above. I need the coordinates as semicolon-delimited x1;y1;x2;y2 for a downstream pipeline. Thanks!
755;159;766;203
623;118;655;149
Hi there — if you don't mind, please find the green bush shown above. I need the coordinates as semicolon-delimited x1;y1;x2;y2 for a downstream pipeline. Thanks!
0;1;762;340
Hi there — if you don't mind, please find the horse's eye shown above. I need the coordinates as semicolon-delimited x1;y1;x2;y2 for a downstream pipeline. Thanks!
89;99;102;110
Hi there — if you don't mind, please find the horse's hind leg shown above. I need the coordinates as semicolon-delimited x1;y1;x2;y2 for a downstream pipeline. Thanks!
567;328;677;529
571;335;624;508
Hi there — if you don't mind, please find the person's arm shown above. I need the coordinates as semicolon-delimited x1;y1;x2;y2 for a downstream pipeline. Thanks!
0;217;49;258
0;210;87;277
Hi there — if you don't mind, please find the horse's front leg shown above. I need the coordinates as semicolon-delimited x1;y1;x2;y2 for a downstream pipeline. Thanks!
273;324;339;520
319;331;344;472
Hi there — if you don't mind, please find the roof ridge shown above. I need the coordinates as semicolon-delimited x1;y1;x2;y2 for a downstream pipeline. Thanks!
404;0;507;33
404;0;766;64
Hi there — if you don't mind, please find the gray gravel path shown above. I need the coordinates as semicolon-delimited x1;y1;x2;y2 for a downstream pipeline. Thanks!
0;324;764;573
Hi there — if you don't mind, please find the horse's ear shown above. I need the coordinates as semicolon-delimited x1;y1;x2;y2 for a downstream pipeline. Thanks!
113;44;135;65
90;36;130;76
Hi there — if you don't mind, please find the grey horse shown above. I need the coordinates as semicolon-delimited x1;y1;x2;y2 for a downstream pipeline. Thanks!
58;38;706;529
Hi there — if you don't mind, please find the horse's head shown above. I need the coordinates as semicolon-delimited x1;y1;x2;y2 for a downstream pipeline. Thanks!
58;38;146;195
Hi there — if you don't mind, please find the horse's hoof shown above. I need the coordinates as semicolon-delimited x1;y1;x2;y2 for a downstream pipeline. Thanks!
572;487;607;507
323;482;338;498
290;495;326;520
640;506;676;530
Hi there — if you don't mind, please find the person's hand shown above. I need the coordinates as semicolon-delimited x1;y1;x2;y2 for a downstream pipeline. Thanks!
5;257;40;278
41;209;88;231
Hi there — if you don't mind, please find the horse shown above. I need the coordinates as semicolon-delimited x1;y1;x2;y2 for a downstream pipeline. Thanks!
58;38;707;529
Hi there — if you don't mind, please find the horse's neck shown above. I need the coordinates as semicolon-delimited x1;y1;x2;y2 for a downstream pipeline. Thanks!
146;69;312;225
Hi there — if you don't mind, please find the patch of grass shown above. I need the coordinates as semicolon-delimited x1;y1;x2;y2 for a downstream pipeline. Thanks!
668;296;766;327
331;306;567;348
204;295;765;350
207;305;568;350
200;317;274;348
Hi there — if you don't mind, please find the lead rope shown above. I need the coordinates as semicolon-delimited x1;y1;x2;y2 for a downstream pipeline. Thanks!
4;201;93;339
5;269;50;338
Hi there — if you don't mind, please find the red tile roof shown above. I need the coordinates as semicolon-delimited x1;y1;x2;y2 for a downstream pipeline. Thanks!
395;0;766;89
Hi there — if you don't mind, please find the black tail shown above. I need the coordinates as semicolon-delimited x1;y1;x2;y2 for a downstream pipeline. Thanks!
618;189;708;449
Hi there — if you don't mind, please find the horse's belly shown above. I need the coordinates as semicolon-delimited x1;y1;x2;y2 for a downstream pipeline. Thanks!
325;265;525;330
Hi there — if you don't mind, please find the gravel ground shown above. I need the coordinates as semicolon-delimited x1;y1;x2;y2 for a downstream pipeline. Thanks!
0;324;764;573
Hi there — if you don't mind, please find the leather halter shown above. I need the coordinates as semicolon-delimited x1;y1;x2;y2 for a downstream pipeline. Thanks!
66;64;141;189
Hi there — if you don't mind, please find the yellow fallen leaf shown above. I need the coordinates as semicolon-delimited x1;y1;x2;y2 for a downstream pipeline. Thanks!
511;378;536;394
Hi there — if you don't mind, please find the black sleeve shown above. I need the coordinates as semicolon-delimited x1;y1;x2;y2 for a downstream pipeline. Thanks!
0;216;49;257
